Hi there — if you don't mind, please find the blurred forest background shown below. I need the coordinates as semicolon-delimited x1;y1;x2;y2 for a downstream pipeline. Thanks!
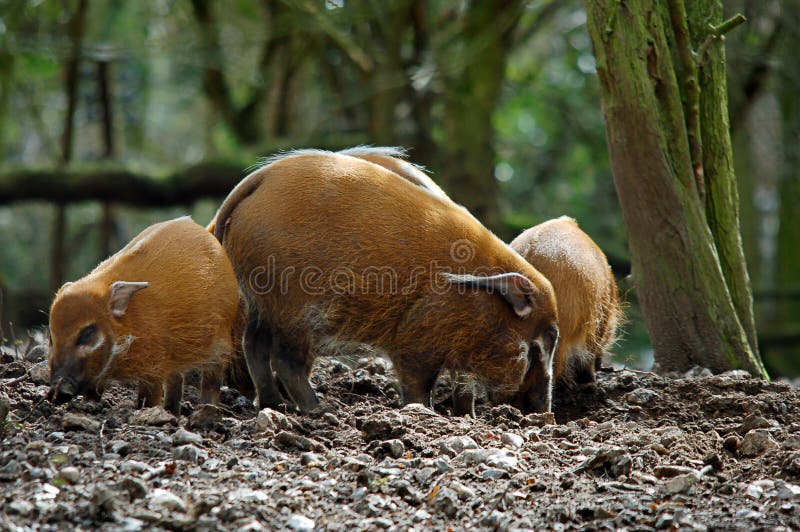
0;0;797;375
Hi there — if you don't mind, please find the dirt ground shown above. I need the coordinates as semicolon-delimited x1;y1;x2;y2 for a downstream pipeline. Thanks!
2;341;800;531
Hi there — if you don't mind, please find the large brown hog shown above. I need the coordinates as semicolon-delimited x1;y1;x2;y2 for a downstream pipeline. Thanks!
213;149;559;412
48;216;239;414
510;216;621;412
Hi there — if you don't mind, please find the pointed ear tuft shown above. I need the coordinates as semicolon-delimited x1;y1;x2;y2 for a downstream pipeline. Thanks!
109;281;149;318
441;272;535;318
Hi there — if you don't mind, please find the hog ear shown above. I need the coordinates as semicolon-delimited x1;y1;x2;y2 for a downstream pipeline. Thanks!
442;272;535;318
109;281;149;318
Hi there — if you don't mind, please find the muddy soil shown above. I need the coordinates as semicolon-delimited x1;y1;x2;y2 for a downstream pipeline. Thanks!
2;345;800;531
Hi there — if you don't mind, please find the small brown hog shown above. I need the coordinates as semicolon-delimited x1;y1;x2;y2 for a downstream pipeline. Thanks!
213;149;559;413
48;216;239;414
510;216;621;412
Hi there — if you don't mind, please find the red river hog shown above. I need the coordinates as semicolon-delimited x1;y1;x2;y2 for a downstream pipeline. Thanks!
510;216;621;412
48;216;239;414
213;149;559;413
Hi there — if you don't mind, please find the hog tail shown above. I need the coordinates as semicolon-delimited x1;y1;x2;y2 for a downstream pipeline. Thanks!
213;170;267;243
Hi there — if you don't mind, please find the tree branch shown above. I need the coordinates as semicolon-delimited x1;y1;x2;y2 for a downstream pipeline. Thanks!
668;0;704;204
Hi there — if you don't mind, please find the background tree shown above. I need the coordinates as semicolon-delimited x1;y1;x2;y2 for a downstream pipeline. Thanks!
585;0;766;375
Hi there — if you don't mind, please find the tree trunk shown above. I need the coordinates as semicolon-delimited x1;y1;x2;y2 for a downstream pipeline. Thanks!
585;0;766;376
97;59;116;258
686;0;759;358
438;0;523;232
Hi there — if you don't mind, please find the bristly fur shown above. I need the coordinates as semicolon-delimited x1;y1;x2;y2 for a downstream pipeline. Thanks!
216;149;559;411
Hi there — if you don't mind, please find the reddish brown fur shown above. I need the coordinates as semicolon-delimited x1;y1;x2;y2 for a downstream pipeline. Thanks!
48;217;239;413
511;216;621;409
214;150;558;411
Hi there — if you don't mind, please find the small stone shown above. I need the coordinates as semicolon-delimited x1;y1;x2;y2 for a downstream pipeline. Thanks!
361;411;405;441
658;427;684;448
187;404;223;431
574;448;632;478
0;460;22;481
624;388;659;405
723;434;741;453
461;449;518;471
131;407;176;427
412;509;432;522
274;431;323;452
429;486;458;518
228;488;269;503
300;452;324;468
439;436;479;456
62;413;101;432
120;476;148;500
120;460;152;474
236;519;266;532
57;466;80;484
173;444;208;464
382;439;405;458
653;465;696;479
110;440;132;456
450;481;476;500
664;473;698;495
501;432;524;449
254;408;293;434
92;484;116;516
173;428;203;446
7;500;33;516
740;430;779;457
481;468;509;480
741;413;773;431
29;363;50;385
521;412;556;427
117;517;145;532
149;488;187;513
287;514;315;531
371;517;393;529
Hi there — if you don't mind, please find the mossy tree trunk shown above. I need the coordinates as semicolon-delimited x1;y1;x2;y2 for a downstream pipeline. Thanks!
585;0;767;376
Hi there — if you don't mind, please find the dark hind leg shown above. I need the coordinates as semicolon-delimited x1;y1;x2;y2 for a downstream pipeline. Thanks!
200;365;224;405
137;380;164;409
271;334;319;413
243;316;283;410
394;360;439;408
164;373;184;415
451;371;478;418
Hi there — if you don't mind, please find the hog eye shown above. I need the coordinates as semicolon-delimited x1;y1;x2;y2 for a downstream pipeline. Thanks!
76;324;97;346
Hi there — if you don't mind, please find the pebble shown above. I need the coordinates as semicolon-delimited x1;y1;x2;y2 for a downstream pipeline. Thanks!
480;468;509;480
0;459;22;480
274;431;323;452
450;481;476;500
228;488;269;503
740;413;777;433
664;473;698;495
430;486;458;517
149;488;187;513
460;448;518;471
62;413;101;432
501;432;524;449
117;517;146;532
624;388;659;405
29;363;50;385
287;514;315;531
7;500;33;516
300;452;325;468
653;465;696;479
382;439;405;458
361;411;405;441
187;404;222;431
740;430;779;457
574;448;632;478
413;509;432;522
120;476;148;500
110;440;132;456
173;428;203;446
130;407;176;427
255;408;293;434
440;435;479;456
57;466;80;483
173;444;208;463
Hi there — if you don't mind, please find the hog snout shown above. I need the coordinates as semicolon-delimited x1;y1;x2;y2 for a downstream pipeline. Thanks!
49;376;81;405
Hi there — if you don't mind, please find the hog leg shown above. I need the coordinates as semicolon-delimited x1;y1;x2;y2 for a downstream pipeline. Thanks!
200;365;224;405
395;362;439;408
137;380;163;409
243;317;283;410
164;373;184;415
451;372;478;418
272;334;319;413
